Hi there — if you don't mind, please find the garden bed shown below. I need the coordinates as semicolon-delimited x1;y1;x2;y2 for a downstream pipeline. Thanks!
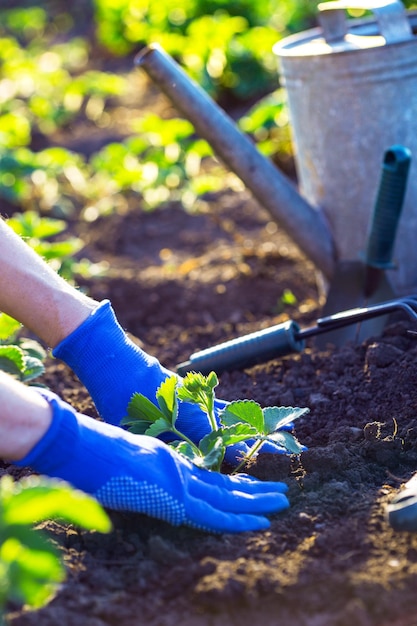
4;188;417;626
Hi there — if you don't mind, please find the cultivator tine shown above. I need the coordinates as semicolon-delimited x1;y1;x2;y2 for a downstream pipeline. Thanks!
318;297;417;325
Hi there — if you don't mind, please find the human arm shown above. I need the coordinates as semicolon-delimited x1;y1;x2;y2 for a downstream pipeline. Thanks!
0;217;97;347
0;217;287;462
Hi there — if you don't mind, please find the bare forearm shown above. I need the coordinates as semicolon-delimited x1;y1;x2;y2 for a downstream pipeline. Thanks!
0;371;52;461
0;218;98;347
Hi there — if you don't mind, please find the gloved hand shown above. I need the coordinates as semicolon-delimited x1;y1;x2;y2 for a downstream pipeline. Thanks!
14;390;290;533
53;301;288;465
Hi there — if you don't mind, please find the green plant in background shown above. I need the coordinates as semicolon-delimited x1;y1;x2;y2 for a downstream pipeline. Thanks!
122;371;307;473
0;8;126;139
90;113;220;212
238;89;293;159
93;0;317;99
0;1;305;222
6;211;83;276
0;312;46;385
0;474;111;624
6;211;106;282
3;0;417;224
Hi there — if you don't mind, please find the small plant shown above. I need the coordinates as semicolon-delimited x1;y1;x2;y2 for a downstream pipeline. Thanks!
0;312;46;385
122;371;308;472
0;474;111;624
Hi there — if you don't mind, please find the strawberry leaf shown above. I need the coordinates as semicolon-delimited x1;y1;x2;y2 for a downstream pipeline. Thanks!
145;418;173;438
22;356;45;382
263;406;309;434
120;418;151;435
0;345;25;377
198;437;225;471
220;400;264;432
170;441;203;465
214;423;257;447
156;376;178;423
126;392;165;423
267;430;305;454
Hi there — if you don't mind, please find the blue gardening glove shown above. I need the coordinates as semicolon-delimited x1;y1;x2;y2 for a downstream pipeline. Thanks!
14;391;289;533
52;301;287;465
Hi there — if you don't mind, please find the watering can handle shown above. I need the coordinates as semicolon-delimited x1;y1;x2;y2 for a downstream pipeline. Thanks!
318;0;412;44
365;145;411;269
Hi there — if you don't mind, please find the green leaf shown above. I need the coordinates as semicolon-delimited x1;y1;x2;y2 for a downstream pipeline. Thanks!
2;476;111;532
145;417;173;438
6;212;66;239
17;338;46;361
34;239;84;260
127;392;165;423
199;431;225;456
220;400;264;432
199;438;225;471
0;313;21;341
263;406;309;434
1;525;58;555
0;345;25;376
267;431;305;455
21;356;45;382
119;417;151;435
156;375;178;423
218;423;258;446
177;371;218;403
0;537;61;580
170;440;203;465
200;424;257;453
0;537;64;608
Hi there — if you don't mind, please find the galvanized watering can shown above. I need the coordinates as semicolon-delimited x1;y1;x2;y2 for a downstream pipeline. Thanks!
274;0;417;294
137;0;417;293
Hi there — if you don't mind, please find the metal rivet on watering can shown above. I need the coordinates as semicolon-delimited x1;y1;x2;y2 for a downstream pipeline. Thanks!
274;0;417;295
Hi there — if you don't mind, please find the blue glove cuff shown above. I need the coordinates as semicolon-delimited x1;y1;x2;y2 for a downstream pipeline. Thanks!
52;300;164;426
15;391;79;473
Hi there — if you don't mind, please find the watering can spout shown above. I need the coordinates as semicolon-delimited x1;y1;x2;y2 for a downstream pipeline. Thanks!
135;44;336;280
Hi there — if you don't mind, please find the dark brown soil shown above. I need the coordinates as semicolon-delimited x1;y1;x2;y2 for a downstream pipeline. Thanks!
4;187;417;626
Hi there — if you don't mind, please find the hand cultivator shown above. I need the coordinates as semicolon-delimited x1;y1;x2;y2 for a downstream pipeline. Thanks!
177;297;417;375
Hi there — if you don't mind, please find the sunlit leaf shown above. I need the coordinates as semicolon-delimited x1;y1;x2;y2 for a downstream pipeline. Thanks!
126;392;165;423
145;417;172;438
220;400;264;432
266;431;304;454
156;375;178;423
21;356;45;382
0;313;21;341
263;406;309;434
2;476;111;532
0;345;25;376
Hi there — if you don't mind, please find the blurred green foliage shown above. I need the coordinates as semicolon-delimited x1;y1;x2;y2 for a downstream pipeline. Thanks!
2;0;416;223
0;1;304;221
0;475;111;623
93;0;317;98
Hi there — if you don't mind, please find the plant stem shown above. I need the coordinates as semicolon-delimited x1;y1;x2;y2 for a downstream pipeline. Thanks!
197;390;217;432
232;438;265;475
207;401;218;432
171;426;203;457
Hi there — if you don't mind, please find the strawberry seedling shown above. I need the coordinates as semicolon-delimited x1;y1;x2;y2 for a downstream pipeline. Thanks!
122;371;308;472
